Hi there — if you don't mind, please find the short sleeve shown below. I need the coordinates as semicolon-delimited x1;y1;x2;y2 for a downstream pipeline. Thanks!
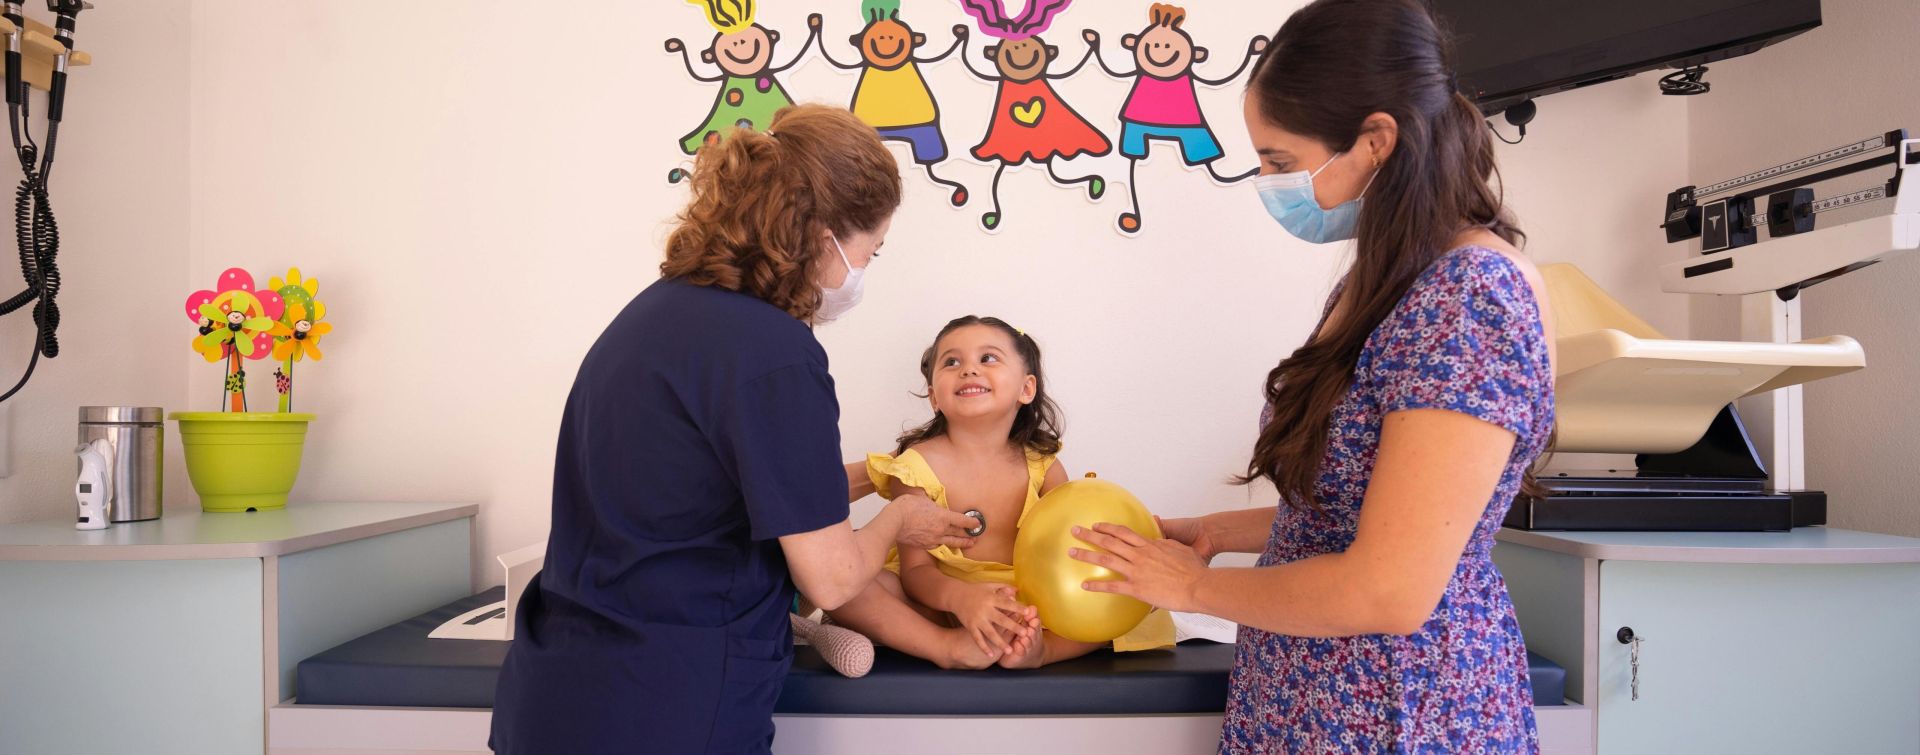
1024;452;1058;495
865;451;945;503
711;362;850;541
1372;251;1548;440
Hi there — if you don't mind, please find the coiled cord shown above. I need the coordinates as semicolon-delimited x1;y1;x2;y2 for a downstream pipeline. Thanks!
0;143;59;402
1660;66;1712;96
0;2;81;403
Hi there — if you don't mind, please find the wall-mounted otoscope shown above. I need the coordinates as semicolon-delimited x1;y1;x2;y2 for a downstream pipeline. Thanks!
0;0;89;404
42;0;88;171
5;3;27;149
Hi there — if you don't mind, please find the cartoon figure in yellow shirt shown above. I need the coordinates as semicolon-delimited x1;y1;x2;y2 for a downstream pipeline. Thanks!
818;0;971;207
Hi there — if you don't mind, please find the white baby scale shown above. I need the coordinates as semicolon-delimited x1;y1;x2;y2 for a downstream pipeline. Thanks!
428;541;546;641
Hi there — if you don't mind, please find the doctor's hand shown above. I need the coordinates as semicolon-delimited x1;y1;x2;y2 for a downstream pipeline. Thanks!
1070;524;1208;614
892;494;979;551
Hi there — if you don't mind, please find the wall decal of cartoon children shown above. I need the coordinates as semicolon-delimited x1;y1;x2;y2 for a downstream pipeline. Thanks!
817;0;972;207
665;0;823;183
954;0;1111;232
1084;4;1267;234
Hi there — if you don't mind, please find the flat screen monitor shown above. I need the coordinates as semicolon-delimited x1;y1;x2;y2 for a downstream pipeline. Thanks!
1430;0;1821;114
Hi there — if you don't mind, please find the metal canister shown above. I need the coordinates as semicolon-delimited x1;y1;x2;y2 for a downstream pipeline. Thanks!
77;406;165;522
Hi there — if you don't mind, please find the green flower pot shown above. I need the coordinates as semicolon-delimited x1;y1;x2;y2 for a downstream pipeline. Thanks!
170;412;315;512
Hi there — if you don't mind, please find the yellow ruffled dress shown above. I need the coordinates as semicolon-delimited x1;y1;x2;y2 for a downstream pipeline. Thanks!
868;449;1174;652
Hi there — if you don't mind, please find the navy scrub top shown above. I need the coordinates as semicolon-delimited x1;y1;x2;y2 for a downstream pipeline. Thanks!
491;278;850;754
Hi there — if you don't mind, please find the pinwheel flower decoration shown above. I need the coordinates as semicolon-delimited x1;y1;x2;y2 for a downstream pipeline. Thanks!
184;268;289;411
267;267;333;411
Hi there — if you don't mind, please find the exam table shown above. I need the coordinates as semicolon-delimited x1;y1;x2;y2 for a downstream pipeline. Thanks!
274;588;1568;753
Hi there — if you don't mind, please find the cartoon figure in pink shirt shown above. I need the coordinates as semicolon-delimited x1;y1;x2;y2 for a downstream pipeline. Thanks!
1084;4;1267;234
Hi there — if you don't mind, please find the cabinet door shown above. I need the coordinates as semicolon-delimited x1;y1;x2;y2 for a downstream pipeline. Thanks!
0;558;264;755
1597;560;1920;754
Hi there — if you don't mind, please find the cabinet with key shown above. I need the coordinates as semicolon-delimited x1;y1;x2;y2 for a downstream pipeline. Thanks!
1493;528;1920;755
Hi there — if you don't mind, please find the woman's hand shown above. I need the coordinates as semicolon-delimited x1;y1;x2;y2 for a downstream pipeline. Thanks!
953;583;1034;656
1070;524;1209;613
1155;515;1219;563
891;494;980;551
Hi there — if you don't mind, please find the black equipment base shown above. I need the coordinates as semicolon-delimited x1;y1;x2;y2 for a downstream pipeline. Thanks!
1505;486;1826;532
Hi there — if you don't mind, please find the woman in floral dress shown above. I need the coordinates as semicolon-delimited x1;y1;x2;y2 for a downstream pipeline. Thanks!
1070;1;1556;752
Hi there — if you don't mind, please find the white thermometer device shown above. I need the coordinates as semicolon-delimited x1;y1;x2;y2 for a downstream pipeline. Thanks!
75;438;112;530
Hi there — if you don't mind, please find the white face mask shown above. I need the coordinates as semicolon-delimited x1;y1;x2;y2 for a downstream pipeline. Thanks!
814;235;865;324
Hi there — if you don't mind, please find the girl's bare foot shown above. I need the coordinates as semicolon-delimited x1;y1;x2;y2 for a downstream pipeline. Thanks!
936;627;1002;670
998;626;1047;669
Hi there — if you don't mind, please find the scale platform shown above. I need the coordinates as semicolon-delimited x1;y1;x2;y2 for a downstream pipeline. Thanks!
1506;470;1827;532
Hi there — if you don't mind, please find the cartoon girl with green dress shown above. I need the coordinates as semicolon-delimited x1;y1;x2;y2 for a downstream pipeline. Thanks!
665;0;822;182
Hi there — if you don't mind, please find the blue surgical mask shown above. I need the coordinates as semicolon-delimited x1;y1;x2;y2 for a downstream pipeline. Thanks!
1255;152;1376;244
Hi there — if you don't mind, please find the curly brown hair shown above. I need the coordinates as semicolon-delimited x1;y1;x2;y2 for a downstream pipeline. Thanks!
662;105;903;321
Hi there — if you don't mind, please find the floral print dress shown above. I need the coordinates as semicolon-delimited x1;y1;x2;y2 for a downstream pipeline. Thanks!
1221;247;1555;754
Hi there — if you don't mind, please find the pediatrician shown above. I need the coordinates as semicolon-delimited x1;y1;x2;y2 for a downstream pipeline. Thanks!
491;105;980;754
1070;0;1557;751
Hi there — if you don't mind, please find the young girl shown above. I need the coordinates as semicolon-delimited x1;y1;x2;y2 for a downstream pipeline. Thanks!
826;316;1171;669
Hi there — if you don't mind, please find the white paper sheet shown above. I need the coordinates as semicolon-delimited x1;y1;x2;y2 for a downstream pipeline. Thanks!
1170;611;1239;644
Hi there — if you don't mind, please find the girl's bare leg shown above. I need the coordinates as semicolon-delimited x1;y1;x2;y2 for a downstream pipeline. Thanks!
827;572;1006;670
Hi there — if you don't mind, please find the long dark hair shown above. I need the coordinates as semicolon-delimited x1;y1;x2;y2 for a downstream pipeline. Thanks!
894;316;1064;458
1239;0;1528;509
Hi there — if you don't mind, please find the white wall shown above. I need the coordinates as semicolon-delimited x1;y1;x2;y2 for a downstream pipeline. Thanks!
1687;0;1920;536
169;0;1697;584
0;1;191;523
3;0;1901;589
0;0;1695;578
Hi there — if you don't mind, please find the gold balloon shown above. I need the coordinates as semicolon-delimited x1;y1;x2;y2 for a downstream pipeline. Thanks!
1013;477;1162;644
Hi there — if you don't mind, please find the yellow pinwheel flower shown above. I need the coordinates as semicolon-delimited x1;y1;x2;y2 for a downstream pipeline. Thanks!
273;300;332;362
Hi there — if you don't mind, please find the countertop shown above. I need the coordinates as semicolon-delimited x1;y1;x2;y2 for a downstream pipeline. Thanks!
1495;526;1920;564
0;502;478;561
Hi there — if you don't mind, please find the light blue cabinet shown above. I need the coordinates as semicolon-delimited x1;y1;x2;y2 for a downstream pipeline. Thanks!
1495;528;1920;755
0;502;476;755
0;558;265;754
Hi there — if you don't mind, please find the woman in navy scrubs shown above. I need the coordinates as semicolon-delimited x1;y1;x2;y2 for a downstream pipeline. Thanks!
491;105;980;754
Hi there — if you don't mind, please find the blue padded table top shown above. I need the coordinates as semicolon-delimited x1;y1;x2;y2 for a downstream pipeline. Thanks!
784;639;1235;715
296;588;512;708
295;590;1567;710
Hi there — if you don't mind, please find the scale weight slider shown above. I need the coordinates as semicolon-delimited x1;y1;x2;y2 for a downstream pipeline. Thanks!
1699;197;1758;254
1701;200;1729;252
1768;188;1816;238
1664;186;1702;243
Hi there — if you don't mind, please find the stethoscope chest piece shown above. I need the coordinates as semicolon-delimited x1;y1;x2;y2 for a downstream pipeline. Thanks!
961;509;987;538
